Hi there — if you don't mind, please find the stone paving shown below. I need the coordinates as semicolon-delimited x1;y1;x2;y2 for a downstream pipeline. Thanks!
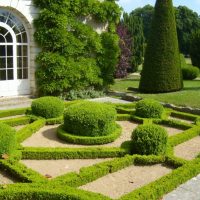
0;96;200;199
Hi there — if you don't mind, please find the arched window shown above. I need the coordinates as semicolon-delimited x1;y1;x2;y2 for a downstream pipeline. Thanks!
0;9;28;81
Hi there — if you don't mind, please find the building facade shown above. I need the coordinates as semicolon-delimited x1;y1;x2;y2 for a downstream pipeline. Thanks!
0;0;108;97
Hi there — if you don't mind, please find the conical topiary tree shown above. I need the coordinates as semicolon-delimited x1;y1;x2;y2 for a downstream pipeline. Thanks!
139;0;183;93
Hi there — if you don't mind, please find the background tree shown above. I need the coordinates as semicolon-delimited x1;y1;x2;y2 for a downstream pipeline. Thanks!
190;30;200;68
130;5;200;55
176;6;200;55
115;23;133;78
122;13;144;71
139;0;183;93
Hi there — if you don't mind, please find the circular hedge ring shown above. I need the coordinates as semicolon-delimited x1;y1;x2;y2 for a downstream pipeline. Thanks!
131;124;168;155
31;96;65;119
57;124;121;145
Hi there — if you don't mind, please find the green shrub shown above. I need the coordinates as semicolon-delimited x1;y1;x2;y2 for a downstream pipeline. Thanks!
182;65;199;80
64;88;105;100
64;101;117;137
190;30;200;69
132;124;168;155
135;99;164;118
31;96;64;119
139;0;183;93
0;123;16;156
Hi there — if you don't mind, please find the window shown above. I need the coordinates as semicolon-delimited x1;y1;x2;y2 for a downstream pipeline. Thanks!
0;9;28;81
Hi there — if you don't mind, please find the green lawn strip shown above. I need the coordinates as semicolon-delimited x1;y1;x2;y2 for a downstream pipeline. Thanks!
169;125;200;147
16;119;46;143
57;124;122;145
50;155;164;187
0;116;31;127
0;107;29;118
119;157;200;200
110;78;200;108
21;147;128;160
0;159;46;183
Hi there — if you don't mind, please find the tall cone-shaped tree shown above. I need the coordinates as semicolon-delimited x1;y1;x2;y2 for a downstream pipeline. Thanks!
139;0;183;93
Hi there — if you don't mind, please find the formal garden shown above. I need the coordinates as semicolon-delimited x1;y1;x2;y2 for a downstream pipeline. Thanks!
0;0;200;199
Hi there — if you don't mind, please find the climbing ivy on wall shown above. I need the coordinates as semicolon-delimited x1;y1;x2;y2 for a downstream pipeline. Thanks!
33;0;121;96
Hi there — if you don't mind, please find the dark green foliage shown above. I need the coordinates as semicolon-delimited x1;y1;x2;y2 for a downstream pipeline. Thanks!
139;0;183;93
64;101;117;137
130;5;154;42
131;124;168;155
31;97;64;119
57;124;121;145
135;99;164;118
182;65;199;80
131;5;200;55
34;0;121;95
176;6;200;55
122;13;145;71
0;123;16;155
190;30;200;68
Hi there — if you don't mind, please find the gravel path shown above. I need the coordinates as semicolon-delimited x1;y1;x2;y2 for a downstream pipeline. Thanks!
21;158;111;178
161;125;184;136
0;171;16;184
21;121;138;148
80;164;172;199
174;136;200;160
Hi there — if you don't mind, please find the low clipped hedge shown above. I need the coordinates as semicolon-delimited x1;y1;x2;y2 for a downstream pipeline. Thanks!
31;96;64;119
182;65;199;80
135;99;164;119
132;124;168;155
0;123;16;156
64;101;117;137
57;124;121;145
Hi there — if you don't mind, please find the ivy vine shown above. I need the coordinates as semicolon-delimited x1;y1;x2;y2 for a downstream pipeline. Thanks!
33;0;121;96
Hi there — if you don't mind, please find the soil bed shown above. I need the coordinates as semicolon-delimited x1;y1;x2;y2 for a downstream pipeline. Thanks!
79;164;172;199
174;136;200;160
161;125;184;136
21;121;138;148
21;158;111;178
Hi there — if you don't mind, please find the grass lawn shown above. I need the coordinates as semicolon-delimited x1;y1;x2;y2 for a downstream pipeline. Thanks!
110;76;200;108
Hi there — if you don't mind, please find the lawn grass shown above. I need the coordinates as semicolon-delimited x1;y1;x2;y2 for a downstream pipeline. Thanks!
110;76;200;108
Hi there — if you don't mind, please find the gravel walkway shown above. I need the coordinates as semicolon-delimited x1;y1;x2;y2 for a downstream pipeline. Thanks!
80;164;172;199
21;158;111;178
21;121;138;148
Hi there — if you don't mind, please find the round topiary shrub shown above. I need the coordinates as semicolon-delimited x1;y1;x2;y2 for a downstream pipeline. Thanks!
131;124;168;155
182;65;199;80
135;99;164;118
31;96;64;119
0;123;16;156
63;101;117;137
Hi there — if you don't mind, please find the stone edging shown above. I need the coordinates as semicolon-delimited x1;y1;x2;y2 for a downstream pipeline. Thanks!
108;92;200;115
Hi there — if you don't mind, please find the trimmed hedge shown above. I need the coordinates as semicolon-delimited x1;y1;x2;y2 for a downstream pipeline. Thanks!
182;65;199;80
119;158;200;200
0;123;16;156
135;99;164;118
139;0;183;93
64;101;117;137
57;124;121;145
16;119;46;143
21;147;127;160
132;124;168;155
0;116;31;127
31;96;64;119
0;108;28;118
